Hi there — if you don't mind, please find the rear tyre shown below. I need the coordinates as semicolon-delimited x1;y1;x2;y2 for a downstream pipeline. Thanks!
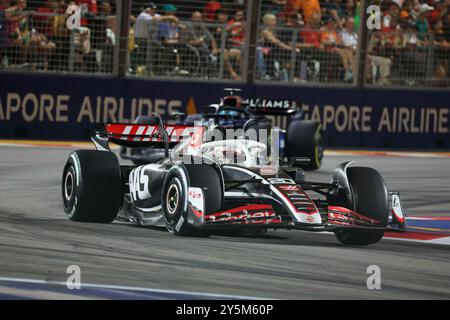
62;150;122;223
285;120;323;170
334;167;389;246
162;164;223;236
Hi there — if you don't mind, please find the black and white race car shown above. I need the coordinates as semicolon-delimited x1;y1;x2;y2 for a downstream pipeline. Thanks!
62;116;406;245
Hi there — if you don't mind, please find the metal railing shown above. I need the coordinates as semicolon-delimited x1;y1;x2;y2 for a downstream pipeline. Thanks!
1;0;449;89
0;11;118;74
366;31;450;87
254;26;356;85
128;21;231;80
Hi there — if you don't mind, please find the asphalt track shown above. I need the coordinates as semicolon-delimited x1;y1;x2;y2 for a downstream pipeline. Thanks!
0;143;450;299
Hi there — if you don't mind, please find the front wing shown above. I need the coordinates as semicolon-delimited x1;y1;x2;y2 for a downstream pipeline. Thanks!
186;191;407;233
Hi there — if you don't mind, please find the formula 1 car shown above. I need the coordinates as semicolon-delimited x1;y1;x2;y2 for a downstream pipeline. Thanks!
121;88;324;170
62;116;406;245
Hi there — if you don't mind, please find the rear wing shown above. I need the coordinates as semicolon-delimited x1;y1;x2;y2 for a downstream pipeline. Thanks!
220;88;302;116
92;122;198;155
244;99;300;116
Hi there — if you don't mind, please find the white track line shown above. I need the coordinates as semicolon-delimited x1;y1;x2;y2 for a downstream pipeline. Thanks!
0;277;264;300
325;150;450;159
0;285;96;300
381;236;450;245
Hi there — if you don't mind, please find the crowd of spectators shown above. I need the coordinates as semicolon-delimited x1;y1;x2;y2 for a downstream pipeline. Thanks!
368;0;450;84
130;1;248;79
0;0;117;72
128;0;450;83
256;0;450;83
1;0;449;85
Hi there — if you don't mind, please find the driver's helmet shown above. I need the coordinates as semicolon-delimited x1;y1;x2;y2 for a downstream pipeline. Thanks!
217;109;241;119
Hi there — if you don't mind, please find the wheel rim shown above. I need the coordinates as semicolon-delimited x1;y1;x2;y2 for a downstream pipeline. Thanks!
315;127;324;163
64;170;74;201
318;136;324;161
166;183;180;215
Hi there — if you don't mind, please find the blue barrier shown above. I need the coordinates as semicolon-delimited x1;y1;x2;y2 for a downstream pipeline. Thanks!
1;73;449;147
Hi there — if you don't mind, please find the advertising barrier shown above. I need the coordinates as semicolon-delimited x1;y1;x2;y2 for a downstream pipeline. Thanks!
1;73;449;147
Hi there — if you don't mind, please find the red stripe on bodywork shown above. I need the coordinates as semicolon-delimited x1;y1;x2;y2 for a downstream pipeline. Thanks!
205;204;273;218
190;206;204;218
328;206;381;225
204;204;282;225
275;184;319;216
106;124;196;141
128;125;139;141
392;209;405;223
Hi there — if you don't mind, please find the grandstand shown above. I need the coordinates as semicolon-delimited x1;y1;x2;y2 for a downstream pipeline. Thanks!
0;0;449;87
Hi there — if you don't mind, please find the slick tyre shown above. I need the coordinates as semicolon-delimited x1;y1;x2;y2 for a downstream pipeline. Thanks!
62;150;122;223
162;164;223;236
334;167;389;246
285;120;323;170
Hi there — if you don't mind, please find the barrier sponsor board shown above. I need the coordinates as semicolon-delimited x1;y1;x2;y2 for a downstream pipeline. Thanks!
254;85;450;148
1;73;449;147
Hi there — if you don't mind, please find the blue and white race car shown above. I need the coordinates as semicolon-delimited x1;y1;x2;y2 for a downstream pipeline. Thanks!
121;88;324;170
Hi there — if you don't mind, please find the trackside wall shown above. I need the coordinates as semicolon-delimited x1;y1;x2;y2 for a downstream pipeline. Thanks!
1;74;449;148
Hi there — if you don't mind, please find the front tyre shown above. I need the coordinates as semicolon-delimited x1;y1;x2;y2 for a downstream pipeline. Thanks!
162;164;223;236
334;167;389;246
335;229;385;246
62;150;122;223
